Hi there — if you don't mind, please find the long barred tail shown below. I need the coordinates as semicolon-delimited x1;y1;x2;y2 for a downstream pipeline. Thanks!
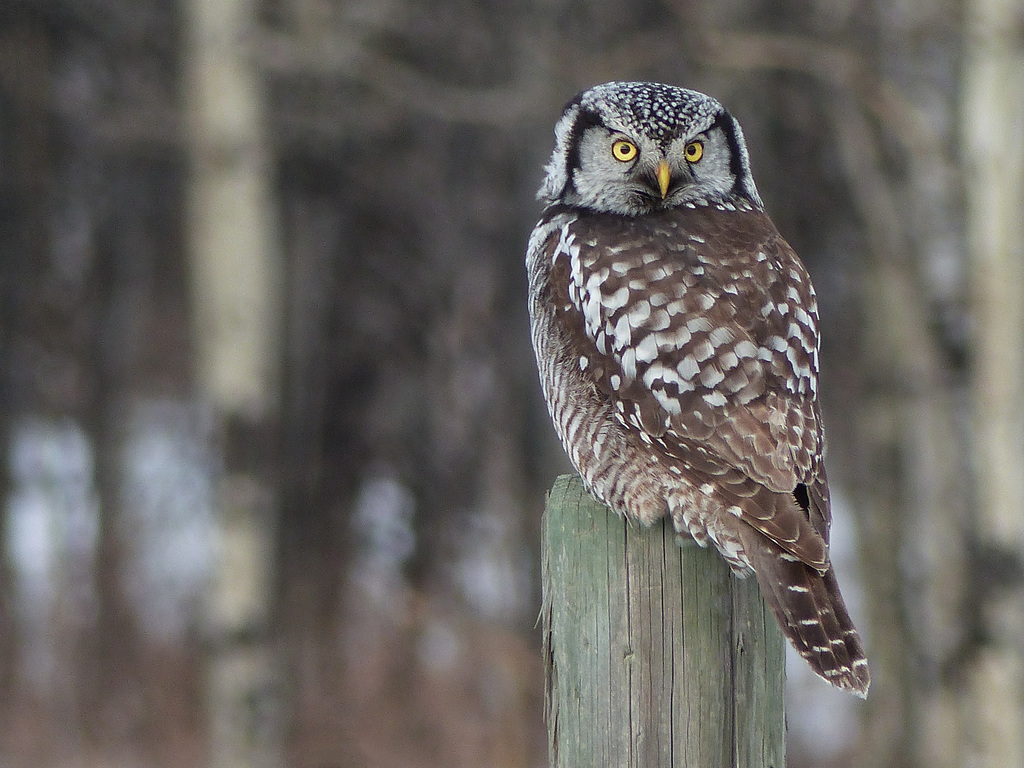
747;536;870;697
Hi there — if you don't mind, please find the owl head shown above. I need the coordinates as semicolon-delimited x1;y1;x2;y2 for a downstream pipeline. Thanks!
538;81;763;216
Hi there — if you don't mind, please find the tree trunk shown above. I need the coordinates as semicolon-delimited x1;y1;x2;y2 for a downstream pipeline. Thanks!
962;0;1024;764
182;0;285;765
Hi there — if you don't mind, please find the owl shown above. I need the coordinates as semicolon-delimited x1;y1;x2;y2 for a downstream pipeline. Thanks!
526;81;869;696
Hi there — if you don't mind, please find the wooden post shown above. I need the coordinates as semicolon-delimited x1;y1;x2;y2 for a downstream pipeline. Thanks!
542;474;785;768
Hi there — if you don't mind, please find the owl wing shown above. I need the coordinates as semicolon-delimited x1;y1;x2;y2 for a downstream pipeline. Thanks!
547;205;830;566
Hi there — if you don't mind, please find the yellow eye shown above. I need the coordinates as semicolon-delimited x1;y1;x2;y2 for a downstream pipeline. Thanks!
611;139;638;162
684;141;704;163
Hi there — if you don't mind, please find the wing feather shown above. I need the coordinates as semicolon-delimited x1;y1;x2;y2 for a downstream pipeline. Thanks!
555;205;831;565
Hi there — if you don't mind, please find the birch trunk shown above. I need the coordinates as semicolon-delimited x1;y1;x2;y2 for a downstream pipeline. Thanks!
183;0;284;765
962;0;1024;765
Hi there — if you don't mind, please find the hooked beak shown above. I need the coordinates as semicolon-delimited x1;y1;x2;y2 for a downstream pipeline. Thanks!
656;159;671;199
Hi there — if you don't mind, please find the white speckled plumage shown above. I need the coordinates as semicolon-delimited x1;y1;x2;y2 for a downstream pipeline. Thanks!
526;81;869;696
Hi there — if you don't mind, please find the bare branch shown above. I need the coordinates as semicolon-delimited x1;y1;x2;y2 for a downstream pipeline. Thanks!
258;31;556;126
692;30;948;171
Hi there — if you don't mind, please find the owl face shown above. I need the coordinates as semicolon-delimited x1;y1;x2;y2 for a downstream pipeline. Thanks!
538;82;763;216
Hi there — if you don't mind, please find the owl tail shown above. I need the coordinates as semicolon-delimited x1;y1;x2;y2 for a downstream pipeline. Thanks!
745;534;871;697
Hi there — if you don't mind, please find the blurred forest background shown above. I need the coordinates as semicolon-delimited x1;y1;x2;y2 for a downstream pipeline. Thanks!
1;0;1023;766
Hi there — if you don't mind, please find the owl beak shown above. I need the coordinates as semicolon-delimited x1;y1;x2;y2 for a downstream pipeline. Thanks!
656;159;671;199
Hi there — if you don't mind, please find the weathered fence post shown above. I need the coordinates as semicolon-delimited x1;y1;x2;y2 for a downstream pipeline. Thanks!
542;474;786;768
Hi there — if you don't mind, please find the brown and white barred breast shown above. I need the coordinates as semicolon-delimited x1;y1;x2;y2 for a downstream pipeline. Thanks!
527;201;870;696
